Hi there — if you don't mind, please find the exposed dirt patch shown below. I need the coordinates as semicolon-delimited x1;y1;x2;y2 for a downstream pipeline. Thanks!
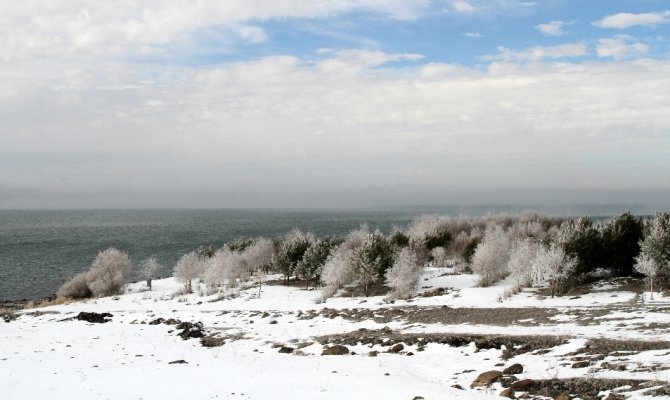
315;328;568;359
302;305;557;326
515;378;657;400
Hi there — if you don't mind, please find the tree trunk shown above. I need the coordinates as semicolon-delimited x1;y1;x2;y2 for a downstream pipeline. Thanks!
147;279;152;291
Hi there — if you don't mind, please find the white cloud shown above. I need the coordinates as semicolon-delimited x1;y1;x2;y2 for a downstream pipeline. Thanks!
453;0;475;13
464;32;484;38
236;25;268;44
594;11;670;29
596;35;649;60
535;20;567;36
488;43;588;62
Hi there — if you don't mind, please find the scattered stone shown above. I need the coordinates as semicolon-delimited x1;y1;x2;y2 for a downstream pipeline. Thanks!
269;320;278;325
500;388;515;399
503;363;524;375
511;379;536;392
388;343;404;353
200;335;225;347
406;352;414;356
555;392;571;400
571;361;590;369
261;312;270;318
451;384;464;390
413;397;425;400
168;360;188;364
322;345;350;355
76;312;113;324
500;376;518;388
369;351;379;357
471;371;503;388
278;346;294;354
605;393;624;400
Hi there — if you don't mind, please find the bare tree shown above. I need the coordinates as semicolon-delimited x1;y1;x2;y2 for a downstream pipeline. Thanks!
472;226;510;287
635;254;659;299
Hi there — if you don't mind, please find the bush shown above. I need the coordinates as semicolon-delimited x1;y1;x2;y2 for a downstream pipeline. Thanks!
318;246;355;302
86;248;132;297
57;272;92;299
296;238;337;286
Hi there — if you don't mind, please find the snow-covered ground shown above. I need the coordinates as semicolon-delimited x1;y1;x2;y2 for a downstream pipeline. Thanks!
2;269;670;399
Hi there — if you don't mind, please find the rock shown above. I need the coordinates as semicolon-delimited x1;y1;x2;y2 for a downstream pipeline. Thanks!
500;388;515;399
413;397;425;400
168;359;187;364
555;392;571;400
76;312;113;323
500;375;518;388
388;343;404;353
451;384;464;390
571;361;590;369
511;379;536;392
471;371;503;388
369;351;379;357
200;335;225;347
322;345;349;355
269;320;278;324
278;346;294;354
605;393;623;400
503;363;524;375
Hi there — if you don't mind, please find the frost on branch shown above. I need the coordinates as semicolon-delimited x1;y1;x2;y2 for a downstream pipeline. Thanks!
385;247;422;300
86;248;132;298
173;251;205;293
140;256;162;290
472;226;510;287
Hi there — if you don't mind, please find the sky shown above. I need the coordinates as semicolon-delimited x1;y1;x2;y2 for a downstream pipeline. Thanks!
1;0;670;209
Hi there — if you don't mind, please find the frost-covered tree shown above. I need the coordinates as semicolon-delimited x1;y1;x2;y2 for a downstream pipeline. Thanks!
532;245;577;296
272;229;314;284
350;233;394;296
86;247;132;297
385;247;422;300
174;251;205;293
203;249;244;289
318;246;354;302
241;238;275;297
507;238;542;287
472;226;510;287
225;237;256;252
140;256;162;290
388;229;410;249
296;238;337;287
554;217;602;276
638;212;670;288
430;247;447;267
635;254;659;298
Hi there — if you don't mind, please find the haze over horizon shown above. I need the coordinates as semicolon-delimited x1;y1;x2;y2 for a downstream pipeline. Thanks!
2;1;669;209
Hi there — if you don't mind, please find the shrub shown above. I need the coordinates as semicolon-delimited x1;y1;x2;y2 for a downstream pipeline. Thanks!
507;238;542;287
461;236;481;264
203;248;244;288
533;245;577;296
430;247;447;267
57;272;92;299
385;247;422;300
86;248;132;297
388;229;410;248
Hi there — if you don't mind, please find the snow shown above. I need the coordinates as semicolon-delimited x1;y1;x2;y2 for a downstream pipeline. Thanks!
2;269;670;399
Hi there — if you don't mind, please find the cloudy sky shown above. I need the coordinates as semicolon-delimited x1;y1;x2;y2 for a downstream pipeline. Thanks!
1;0;669;209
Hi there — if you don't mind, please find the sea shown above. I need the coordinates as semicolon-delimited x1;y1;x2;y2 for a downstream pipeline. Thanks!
0;206;660;302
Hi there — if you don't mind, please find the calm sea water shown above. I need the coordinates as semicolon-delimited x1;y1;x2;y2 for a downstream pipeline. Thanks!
0;206;655;301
